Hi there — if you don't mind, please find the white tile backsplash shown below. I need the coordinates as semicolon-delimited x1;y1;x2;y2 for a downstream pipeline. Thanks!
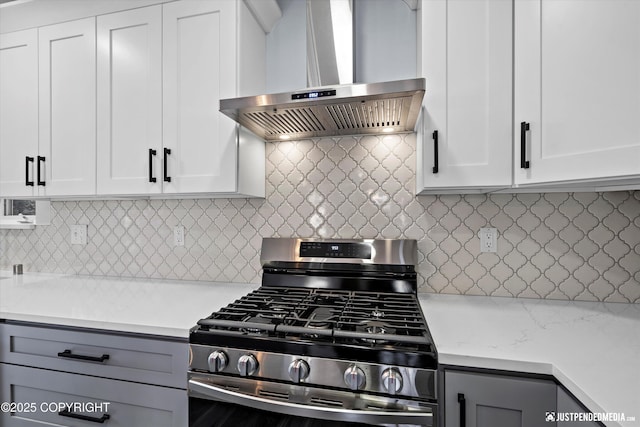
1;133;639;302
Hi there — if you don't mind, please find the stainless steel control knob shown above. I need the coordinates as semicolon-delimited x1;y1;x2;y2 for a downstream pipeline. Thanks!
207;350;228;373
381;368;403;394
288;359;310;383
237;354;258;377
343;365;366;390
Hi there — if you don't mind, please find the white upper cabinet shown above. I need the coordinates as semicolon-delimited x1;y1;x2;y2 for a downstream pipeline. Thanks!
95;0;266;197
162;0;265;196
1;20;96;199
1;0;268;199
0;29;39;198
38;18;96;197
162;0;237;194
97;5;163;195
514;0;640;188
417;0;512;194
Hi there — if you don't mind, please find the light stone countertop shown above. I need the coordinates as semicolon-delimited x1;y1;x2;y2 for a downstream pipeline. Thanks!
1;272;637;426
420;293;640;427
0;272;258;338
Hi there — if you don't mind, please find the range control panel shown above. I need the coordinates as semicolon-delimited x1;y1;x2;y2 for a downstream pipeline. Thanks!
299;242;372;259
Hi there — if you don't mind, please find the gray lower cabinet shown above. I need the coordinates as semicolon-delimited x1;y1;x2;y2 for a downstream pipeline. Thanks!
445;370;557;427
557;387;601;427
0;323;187;389
0;322;188;427
0;363;187;426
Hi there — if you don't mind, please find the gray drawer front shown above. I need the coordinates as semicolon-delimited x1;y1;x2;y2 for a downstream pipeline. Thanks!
0;363;187;427
0;323;187;389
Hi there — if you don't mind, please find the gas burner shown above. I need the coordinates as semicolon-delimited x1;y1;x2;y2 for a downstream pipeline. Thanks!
292;306;340;329
241;315;276;334
307;322;331;329
314;295;348;303
309;307;335;321
362;320;390;335
371;308;385;318
355;320;395;344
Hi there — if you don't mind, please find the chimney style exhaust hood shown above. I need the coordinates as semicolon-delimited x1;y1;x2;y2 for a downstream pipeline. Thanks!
219;78;425;141
220;0;425;141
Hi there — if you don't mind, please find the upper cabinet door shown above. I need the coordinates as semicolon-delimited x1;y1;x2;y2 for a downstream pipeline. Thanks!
162;0;238;194
514;0;640;186
96;5;162;195
38;18;96;196
418;0;512;193
0;29;38;198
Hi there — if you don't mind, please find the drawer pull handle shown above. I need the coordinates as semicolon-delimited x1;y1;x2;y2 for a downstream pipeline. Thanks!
458;393;466;427
520;121;530;169
57;349;110;363
163;147;171;182
432;130;439;174
59;410;110;424
25;156;34;186
37;155;46;186
149;148;157;183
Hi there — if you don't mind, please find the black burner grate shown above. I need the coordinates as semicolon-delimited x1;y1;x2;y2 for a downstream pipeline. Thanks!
196;286;432;350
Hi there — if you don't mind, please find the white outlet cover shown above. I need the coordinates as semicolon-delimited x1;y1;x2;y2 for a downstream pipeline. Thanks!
174;226;185;246
70;224;88;245
480;227;497;253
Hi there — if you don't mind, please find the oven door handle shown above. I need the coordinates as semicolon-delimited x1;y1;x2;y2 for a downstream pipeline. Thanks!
189;379;433;426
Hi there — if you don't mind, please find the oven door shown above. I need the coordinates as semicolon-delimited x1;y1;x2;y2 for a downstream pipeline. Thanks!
189;373;436;427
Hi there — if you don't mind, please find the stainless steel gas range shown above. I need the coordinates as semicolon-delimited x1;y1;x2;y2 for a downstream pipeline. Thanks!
188;238;438;427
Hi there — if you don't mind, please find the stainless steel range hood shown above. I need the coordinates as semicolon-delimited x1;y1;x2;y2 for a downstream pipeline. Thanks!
219;78;425;141
220;0;425;141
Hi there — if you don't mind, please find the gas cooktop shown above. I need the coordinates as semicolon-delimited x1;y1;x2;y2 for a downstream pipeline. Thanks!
190;285;437;368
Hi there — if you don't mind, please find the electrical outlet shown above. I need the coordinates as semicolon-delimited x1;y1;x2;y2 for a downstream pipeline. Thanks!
480;227;497;253
174;226;185;246
70;224;88;245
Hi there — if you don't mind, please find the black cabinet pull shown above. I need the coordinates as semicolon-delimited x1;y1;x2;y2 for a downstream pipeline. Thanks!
25;156;34;186
432;130;439;173
57;349;109;363
36;156;46;186
149;149;157;183
59;410;110;424
458;393;466;427
520;121;530;169
163;147;171;182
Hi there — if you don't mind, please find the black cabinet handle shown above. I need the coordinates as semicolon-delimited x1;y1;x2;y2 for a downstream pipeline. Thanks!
458;393;466;427
432;130;439;174
59;410;110;424
25;156;34;186
163;148;171;182
36;156;46;186
148;149;157;183
520;121;530;169
57;349;110;363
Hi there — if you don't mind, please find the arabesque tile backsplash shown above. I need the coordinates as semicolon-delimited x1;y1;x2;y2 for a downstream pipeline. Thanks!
1;134;639;302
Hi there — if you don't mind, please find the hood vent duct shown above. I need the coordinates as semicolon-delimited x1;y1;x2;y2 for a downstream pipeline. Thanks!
221;78;425;141
220;0;425;141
